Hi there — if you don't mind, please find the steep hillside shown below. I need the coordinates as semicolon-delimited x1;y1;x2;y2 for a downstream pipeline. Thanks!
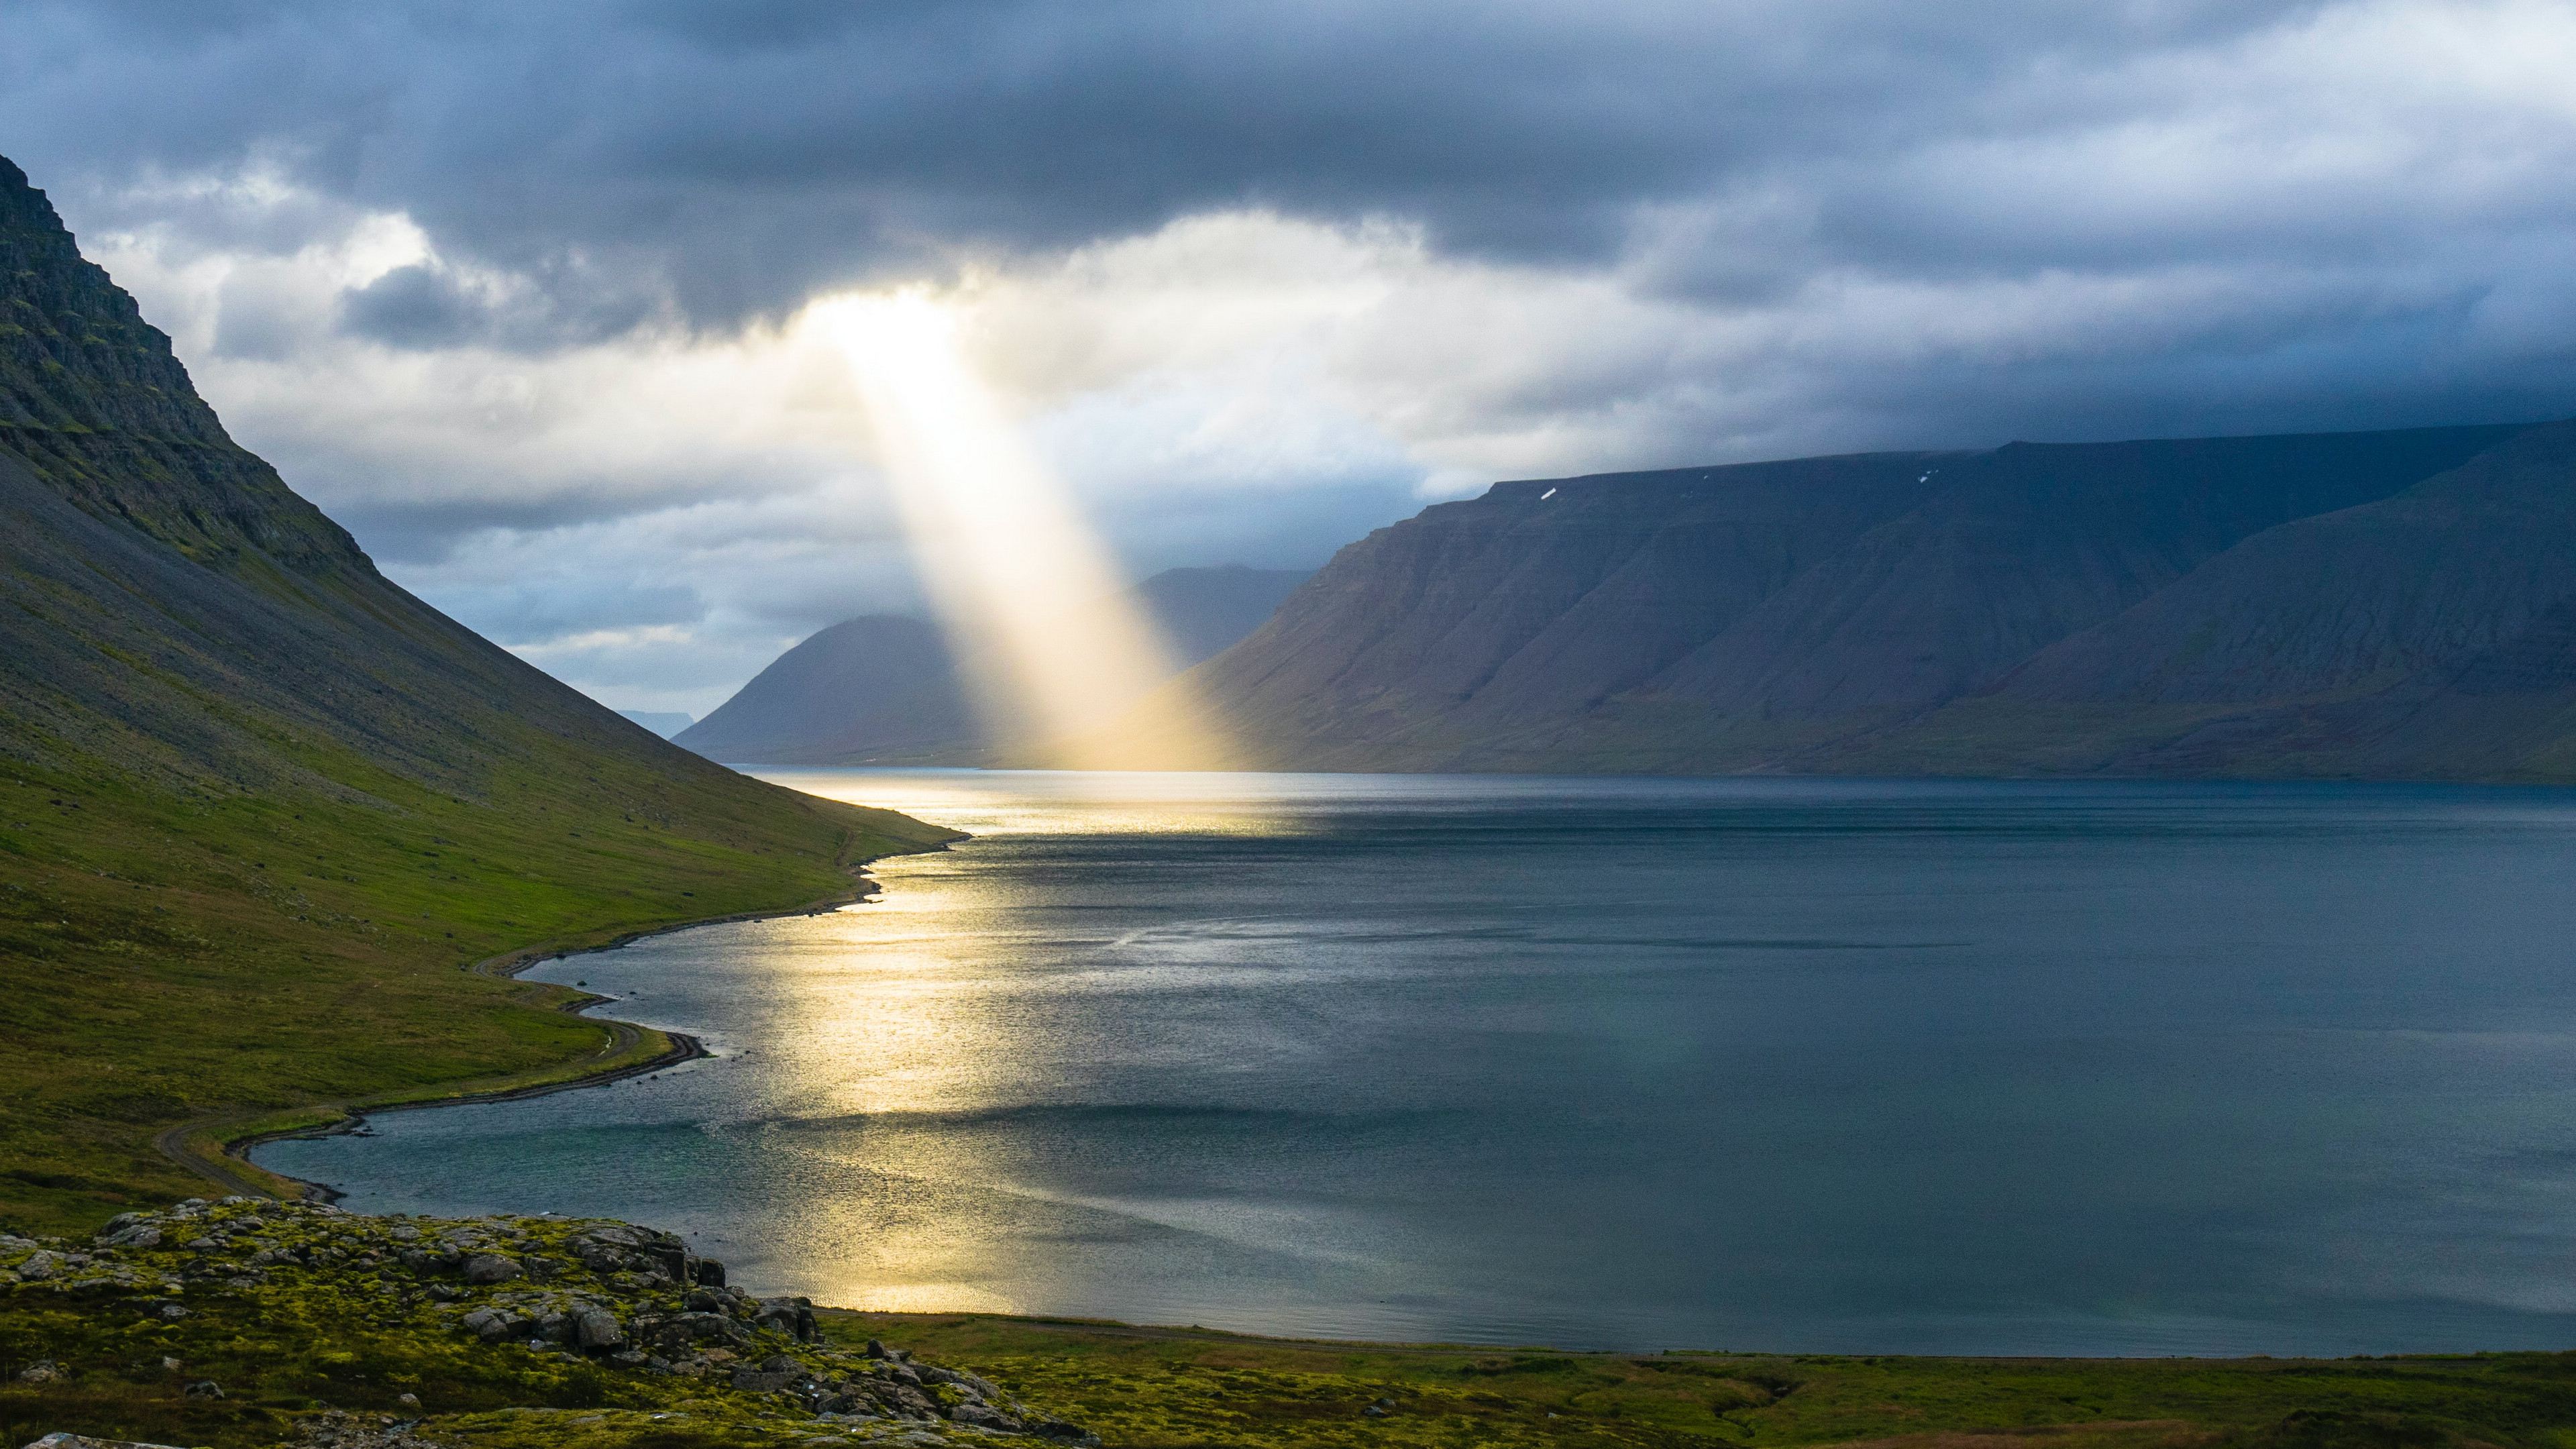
1860;420;2576;778
0;154;959;1232
1099;421;2562;777
678;566;1309;764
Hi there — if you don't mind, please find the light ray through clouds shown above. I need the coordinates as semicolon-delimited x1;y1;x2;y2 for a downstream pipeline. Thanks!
812;292;1234;767
17;0;2576;713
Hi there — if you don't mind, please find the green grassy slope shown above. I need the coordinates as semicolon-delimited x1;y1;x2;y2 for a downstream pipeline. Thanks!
0;154;961;1234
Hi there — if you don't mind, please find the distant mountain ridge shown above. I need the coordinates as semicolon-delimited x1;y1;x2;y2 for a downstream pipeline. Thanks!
676;565;1311;763
616;711;696;738
1095;421;2576;780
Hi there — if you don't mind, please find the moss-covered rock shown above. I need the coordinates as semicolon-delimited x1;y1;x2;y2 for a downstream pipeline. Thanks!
0;1200;1095;1449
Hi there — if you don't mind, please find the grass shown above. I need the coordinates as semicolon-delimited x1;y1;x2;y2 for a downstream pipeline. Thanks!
817;1313;2576;1449
0;728;961;1237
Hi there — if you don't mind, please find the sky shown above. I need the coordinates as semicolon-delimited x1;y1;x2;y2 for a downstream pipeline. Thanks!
6;0;2575;716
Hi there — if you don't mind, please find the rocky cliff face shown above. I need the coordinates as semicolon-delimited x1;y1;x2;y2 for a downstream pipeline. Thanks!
0;151;818;806
0;156;360;577
1112;420;2576;780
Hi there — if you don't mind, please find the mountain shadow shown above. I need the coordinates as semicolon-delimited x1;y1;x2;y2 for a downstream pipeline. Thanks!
1091;421;2576;780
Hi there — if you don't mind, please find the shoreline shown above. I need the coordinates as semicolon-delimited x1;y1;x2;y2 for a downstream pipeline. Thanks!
158;820;961;1203
225;1030;712;1205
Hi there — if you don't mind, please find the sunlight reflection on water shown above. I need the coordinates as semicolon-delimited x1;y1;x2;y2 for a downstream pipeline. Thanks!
256;770;2576;1354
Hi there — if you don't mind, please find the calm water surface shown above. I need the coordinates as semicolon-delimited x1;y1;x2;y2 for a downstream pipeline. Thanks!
258;771;2576;1354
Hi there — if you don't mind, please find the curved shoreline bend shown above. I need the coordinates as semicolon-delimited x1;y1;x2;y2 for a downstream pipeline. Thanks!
157;835;951;1201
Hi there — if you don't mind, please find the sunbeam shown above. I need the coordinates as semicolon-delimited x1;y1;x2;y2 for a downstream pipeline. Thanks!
809;292;1230;768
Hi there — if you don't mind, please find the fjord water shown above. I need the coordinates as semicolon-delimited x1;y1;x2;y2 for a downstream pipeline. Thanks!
258;771;2576;1354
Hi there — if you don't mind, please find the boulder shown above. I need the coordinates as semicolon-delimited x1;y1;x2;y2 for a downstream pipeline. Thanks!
462;1254;522;1286
918;1364;1008;1404
880;1384;942;1419
575;1307;623;1350
731;1367;802;1393
18;1250;61;1281
641;1309;749;1356
579;1224;657;1248
182;1380;223;1399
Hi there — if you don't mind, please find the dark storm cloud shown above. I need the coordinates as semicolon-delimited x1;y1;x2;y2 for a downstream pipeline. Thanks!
339;265;484;348
3;0;2337;328
8;0;2576;714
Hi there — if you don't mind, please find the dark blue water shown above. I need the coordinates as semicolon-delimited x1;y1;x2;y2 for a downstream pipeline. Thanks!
256;771;2576;1354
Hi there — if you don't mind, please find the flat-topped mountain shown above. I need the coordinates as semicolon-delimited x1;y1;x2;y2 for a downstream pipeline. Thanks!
0;152;955;1228
1097;421;2576;779
676;565;1310;764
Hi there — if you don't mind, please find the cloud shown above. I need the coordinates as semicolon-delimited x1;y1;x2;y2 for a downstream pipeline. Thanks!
5;0;2575;710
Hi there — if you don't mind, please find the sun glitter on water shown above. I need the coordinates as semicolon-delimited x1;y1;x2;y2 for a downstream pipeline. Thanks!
805;292;1232;768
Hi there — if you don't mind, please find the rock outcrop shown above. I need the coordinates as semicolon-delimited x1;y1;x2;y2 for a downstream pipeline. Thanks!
3;1197;1101;1446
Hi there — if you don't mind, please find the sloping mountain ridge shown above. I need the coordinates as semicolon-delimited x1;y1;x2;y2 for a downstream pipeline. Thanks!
1096;420;2573;777
2002;425;2576;707
0;153;957;1229
0;158;353;578
1870;420;2576;778
1171;453;1956;762
677;613;973;763
678;565;1311;764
